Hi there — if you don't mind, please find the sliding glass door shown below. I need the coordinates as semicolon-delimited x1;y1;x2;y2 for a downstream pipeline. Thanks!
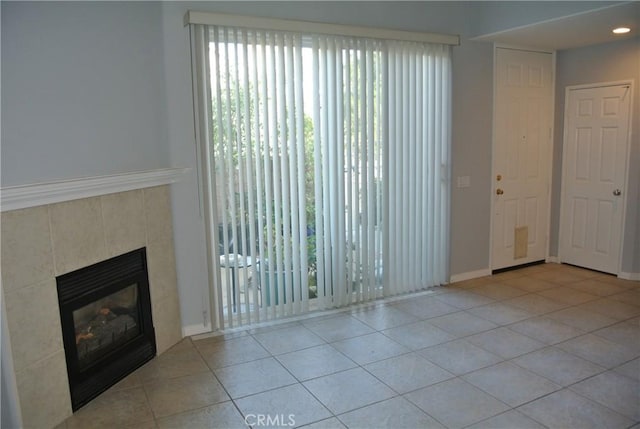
190;23;451;330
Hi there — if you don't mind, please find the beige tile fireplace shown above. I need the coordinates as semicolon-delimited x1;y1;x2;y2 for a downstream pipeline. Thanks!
1;184;183;428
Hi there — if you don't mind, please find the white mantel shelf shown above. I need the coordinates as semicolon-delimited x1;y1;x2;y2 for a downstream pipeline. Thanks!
1;168;190;212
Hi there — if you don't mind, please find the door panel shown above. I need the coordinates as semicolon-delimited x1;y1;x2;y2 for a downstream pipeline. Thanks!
560;84;631;274
525;197;538;244
492;48;553;270
595;201;613;253
571;197;588;249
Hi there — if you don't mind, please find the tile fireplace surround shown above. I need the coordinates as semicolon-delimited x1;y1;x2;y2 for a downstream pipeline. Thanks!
1;181;183;428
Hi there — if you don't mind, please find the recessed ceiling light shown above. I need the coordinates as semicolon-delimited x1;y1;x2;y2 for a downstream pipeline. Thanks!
612;27;631;34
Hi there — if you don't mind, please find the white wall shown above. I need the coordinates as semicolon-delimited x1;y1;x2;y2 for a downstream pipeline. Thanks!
1;1;170;186
550;37;640;274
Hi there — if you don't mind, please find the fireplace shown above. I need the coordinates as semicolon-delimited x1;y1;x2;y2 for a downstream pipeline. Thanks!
56;248;156;411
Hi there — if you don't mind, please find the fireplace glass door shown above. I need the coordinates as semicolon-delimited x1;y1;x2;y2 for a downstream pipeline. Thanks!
73;283;141;371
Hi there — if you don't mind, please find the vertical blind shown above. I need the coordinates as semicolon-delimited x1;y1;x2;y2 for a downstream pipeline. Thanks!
312;35;386;310
190;22;451;330
385;41;451;296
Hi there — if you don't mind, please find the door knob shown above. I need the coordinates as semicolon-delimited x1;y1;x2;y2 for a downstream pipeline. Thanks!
496;188;504;195
613;189;622;196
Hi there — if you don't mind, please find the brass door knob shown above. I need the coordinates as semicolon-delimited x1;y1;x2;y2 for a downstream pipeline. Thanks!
496;188;504;195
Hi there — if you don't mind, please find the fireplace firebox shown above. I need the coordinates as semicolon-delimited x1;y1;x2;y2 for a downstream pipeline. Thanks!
56;248;156;411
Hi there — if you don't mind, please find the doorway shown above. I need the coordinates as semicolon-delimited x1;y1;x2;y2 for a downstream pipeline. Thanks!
491;47;554;270
559;82;632;274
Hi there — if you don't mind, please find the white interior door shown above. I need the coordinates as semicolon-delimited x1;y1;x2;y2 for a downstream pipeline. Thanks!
560;83;631;274
492;48;553;270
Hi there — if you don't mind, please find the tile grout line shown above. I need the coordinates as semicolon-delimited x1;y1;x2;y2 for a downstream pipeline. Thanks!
65;263;639;428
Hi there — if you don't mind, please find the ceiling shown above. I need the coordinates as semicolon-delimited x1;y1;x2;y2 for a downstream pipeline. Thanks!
473;1;639;51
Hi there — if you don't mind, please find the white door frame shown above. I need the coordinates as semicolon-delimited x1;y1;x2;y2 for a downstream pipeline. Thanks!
489;44;556;272
558;80;634;275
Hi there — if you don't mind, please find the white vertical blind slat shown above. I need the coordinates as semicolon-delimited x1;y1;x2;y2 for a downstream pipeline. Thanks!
426;48;436;286
286;34;300;314
326;38;339;306
358;43;364;301
252;33;264;319
294;35;309;313
311;37;327;309
232;30;249;325
433;49;441;283
402;46;411;293
333;38;346;307
414;44;424;288
240;30;257;324
365;41;375;301
321;37;333;307
273;33;285;316
441;47;452;283
216;27;233;328
334;39;344;307
263;34;276;318
385;48;395;296
344;44;353;305
279;35;290;315
351;41;361;303
381;45;391;297
394;49;402;294
374;46;388;298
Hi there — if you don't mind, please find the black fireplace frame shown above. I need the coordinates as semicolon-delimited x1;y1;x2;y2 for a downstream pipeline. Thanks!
57;248;156;411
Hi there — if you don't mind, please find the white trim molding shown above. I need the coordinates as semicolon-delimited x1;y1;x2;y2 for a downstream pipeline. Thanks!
450;268;492;284
1;168;190;212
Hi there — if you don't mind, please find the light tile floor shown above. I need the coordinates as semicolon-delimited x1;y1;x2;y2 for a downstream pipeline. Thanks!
60;263;640;429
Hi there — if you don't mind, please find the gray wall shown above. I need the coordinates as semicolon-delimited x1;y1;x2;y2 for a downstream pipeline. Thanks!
550;37;640;273
1;1;170;186
450;41;494;275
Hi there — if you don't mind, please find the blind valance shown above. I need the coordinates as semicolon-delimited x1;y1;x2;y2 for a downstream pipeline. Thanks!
184;11;460;46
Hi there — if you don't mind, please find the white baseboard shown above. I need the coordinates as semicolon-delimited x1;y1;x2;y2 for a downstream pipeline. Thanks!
182;323;211;337
545;256;560;264
619;272;640;281
450;268;492;283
